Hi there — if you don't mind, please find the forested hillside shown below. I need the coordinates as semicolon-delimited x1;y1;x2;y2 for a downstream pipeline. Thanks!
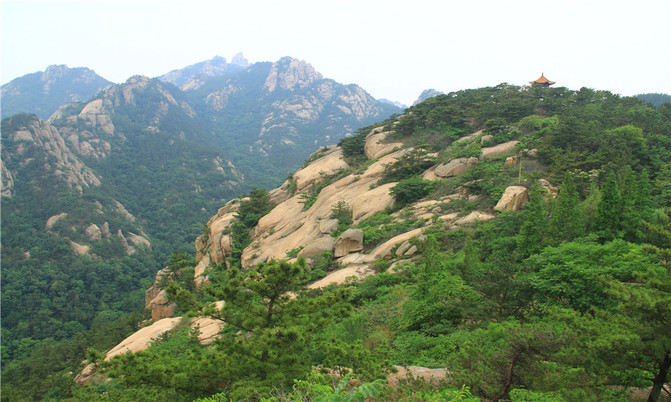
10;83;667;401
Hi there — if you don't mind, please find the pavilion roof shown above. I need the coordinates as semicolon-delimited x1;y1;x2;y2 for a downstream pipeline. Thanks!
529;73;556;85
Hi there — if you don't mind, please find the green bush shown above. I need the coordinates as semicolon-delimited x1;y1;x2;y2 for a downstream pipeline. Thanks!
390;177;438;206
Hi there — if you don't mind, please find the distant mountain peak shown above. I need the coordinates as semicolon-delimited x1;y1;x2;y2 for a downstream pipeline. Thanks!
1;65;112;119
264;57;322;92
413;89;444;106
231;52;249;68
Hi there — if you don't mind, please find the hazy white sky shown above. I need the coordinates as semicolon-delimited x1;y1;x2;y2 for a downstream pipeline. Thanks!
2;0;670;105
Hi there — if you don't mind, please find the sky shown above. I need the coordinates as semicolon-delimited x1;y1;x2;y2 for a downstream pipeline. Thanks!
2;0;670;106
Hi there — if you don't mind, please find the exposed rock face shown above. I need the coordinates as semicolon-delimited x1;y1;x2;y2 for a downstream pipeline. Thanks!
480;140;520;160
292;147;349;192
298;237;336;259
264;57;323;92
455;211;496;225
308;264;376;289
46;213;68;230
146;289;176;321
1;160;14;197
494;186;529;212
387;366;448;387
434;157;479;178
75;315;225;385
365;127;403;159
3;118;101;193
334;228;364;257
85;224;102;241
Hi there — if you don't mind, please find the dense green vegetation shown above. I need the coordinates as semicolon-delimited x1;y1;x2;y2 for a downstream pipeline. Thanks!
3;83;671;400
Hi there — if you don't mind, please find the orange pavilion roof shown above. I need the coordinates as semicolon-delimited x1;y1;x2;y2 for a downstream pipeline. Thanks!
530;73;555;85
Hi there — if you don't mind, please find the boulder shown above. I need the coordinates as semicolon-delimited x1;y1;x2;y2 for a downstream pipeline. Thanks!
434;157;479;178
494;186;529;212
505;156;517;166
308;264;375;289
46;212;68;230
84;224;102;241
298;236;335;259
334;228;364;257
455;211;495;225
480;134;494;144
387;366;448;387
479;140;519;160
368;228;423;260
146;289;176;321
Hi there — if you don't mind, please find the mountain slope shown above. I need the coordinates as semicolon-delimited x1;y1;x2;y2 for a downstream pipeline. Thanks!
67;84;671;401
1;65;113;119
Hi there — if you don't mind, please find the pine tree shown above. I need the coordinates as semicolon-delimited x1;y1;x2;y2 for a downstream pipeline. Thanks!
548;173;583;244
517;184;549;257
594;171;623;241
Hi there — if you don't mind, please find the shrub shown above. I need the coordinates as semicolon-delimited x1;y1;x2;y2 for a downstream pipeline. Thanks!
390;177;437;206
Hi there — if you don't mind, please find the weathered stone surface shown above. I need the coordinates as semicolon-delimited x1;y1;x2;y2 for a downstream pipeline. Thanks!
505;156;518;166
318;218;339;234
494;185;529;212
308;264;375;289
1;160;14;197
365;130;403;160
387;366;448;387
368;228;423;260
334;229;364;257
69;241;90;256
298;236;336;259
434;156;479;178
395;241;412;257
46;212;68;230
84;223;102;241
292;148;349;192
479;140;520;160
455;211;496;225
191;317;225;345
480;134;494;144
147;289;176;321
126;232;151;250
106;317;182;359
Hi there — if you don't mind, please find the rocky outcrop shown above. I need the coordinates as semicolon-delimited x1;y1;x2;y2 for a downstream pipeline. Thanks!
434;157;479;178
387;366;448;387
334;229;364;257
308;264;376;289
46;213;68;230
479;140;520;160
292;147;349;192
494;186;529;212
3;118;101;193
298;237;336;259
365;127;403;159
455;211;496;225
146;289;176;321
264;57;323;92
1;160;14;197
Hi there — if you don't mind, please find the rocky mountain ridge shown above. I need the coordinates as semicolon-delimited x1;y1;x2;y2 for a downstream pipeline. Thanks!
1;65;113;119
